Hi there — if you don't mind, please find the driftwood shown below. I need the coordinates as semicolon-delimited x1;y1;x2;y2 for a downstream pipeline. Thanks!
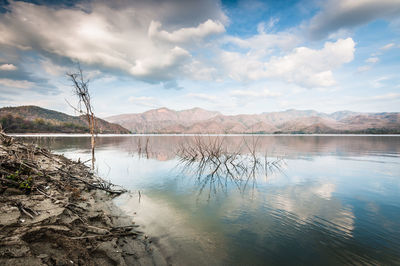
0;130;126;196
15;201;39;219
0;130;151;265
56;166;126;195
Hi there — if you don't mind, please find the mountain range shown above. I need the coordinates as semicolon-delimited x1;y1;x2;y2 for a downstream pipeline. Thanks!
105;107;400;134
0;106;129;134
1;105;398;134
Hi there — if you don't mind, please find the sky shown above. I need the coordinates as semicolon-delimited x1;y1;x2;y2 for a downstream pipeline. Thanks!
0;0;399;117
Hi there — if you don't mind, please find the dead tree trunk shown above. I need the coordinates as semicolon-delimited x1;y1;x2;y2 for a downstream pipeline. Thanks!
67;64;96;170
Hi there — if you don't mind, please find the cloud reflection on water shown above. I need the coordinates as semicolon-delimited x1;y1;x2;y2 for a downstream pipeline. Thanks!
20;135;400;265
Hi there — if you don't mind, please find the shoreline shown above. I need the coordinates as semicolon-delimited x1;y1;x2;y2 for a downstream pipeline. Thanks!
0;132;167;265
8;133;400;137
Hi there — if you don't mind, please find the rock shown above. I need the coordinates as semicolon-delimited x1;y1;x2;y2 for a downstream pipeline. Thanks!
0;205;20;226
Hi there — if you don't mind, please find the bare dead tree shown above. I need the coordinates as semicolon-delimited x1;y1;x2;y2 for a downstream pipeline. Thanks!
66;64;97;170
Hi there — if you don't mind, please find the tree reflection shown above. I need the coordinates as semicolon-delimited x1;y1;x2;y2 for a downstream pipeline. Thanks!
176;136;285;200
127;136;151;159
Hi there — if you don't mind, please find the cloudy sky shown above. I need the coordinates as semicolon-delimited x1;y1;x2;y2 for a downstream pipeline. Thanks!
0;0;399;117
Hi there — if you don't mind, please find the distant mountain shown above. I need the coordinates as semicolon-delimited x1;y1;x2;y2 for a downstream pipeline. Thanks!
0;106;130;134
329;110;360;120
106;107;221;133
104;107;400;134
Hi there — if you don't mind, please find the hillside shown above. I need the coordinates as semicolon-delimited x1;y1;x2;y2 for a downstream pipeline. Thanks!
106;107;221;133
105;107;400;134
0;106;130;134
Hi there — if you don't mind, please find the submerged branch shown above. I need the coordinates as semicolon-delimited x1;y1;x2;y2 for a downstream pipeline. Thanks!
176;136;285;198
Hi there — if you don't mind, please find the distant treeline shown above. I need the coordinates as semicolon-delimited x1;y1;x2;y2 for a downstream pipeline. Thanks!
340;128;400;134
0;114;89;133
242;129;400;134
270;129;400;134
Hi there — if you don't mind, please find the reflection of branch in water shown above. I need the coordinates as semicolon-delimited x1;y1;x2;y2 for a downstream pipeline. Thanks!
145;137;150;159
26;136;57;151
128;137;151;159
176;136;285;200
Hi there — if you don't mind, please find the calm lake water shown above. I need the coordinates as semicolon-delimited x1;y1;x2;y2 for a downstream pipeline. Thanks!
20;135;400;265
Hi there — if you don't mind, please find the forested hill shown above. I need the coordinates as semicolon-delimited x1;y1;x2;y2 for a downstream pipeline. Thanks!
0;106;130;134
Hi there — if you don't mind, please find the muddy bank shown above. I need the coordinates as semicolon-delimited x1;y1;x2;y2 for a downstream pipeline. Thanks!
0;132;167;265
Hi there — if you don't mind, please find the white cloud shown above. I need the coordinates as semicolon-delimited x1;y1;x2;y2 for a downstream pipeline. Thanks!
221;38;355;88
372;76;390;88
224;30;299;55
365;57;379;63
128;96;159;108
187;93;217;102
380;43;395;50
0;63;17;71
148;19;225;44
0;78;34;89
358;56;380;72
308;0;400;39
350;92;400;105
368;92;400;100
256;17;280;34
128;96;154;102
129;46;191;79
40;59;68;76
230;89;281;98
357;65;372;72
0;1;225;83
184;60;219;81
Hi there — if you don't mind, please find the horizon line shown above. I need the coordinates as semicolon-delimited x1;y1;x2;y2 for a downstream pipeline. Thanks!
1;104;400;118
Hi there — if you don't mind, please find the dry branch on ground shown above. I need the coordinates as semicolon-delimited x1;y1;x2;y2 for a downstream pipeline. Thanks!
0;131;162;265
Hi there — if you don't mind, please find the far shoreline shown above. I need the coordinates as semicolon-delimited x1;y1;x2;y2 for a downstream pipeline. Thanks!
9;133;400;137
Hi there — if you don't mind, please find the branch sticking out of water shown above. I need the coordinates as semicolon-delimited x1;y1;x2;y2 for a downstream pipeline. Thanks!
132;136;151;159
176;136;285;199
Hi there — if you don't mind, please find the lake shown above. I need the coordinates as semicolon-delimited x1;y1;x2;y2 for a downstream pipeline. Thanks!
19;135;400;265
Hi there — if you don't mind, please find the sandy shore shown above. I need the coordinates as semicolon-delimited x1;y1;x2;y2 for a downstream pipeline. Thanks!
0;132;168;265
